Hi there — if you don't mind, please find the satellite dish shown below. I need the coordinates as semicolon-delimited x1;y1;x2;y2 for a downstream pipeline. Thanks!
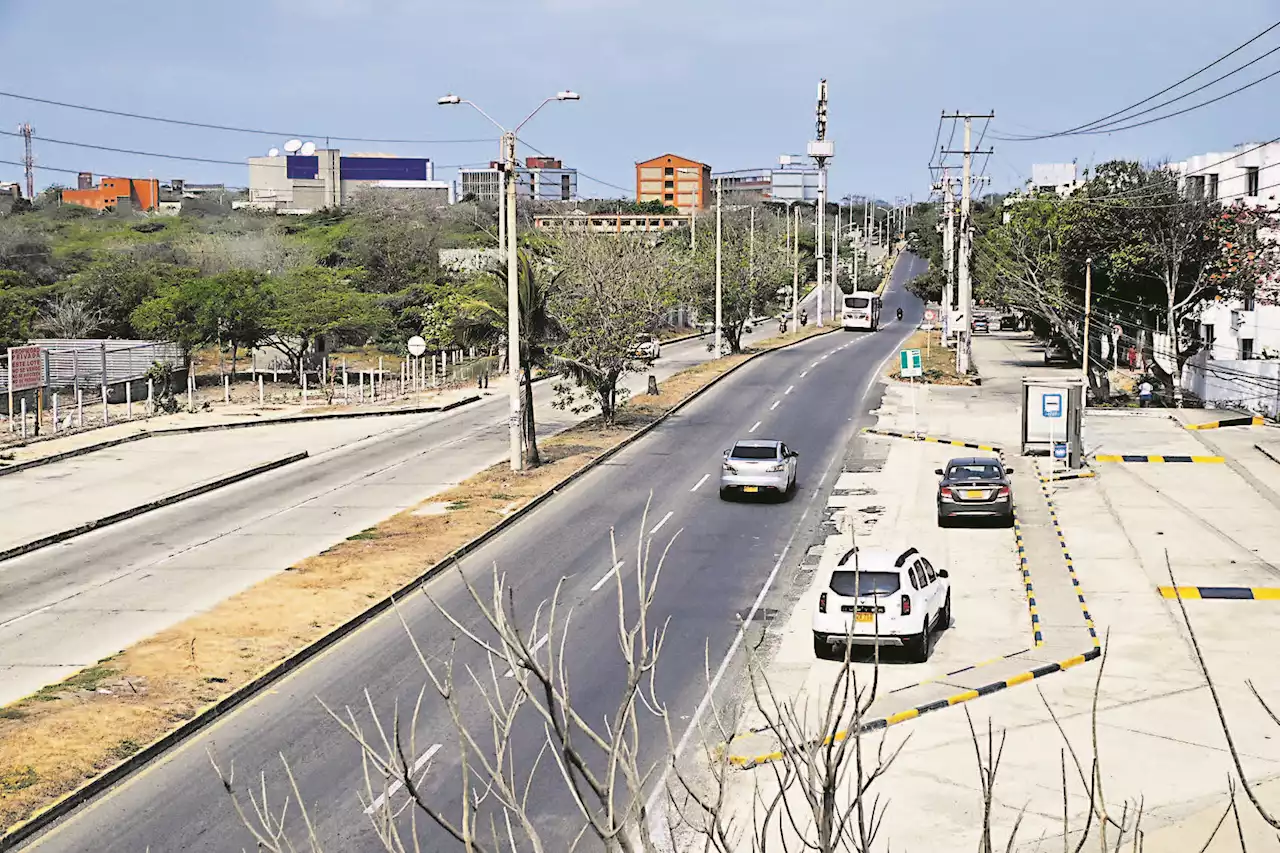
268;147;281;158
284;139;303;153
299;141;317;156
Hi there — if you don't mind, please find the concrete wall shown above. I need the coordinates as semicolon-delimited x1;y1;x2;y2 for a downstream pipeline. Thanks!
1182;350;1280;415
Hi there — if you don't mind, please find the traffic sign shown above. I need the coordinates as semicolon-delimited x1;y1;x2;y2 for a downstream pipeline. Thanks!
1054;443;1067;460
1042;393;1063;418
6;346;42;392
407;335;427;357
900;348;923;379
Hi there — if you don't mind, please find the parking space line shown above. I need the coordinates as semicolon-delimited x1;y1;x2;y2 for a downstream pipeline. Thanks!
363;743;441;815
649;511;674;536
690;473;710;492
590;561;624;593
749;421;761;433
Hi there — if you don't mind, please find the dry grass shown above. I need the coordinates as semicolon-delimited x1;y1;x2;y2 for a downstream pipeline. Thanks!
886;329;975;386
0;327;832;833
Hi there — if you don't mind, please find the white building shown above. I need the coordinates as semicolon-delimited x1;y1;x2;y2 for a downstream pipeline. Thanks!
239;150;452;214
459;156;578;203
1172;142;1280;411
710;156;820;204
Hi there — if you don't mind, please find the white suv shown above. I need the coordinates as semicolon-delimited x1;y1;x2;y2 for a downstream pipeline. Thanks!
811;546;950;662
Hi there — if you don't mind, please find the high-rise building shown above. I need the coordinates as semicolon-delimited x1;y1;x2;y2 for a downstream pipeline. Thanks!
635;154;711;210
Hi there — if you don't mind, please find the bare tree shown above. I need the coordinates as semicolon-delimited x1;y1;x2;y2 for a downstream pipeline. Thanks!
38;294;105;339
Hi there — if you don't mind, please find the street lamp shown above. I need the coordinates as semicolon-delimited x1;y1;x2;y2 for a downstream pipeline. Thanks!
438;91;579;472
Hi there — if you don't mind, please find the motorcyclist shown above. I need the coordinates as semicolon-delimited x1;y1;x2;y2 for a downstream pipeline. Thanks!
799;309;808;327
896;307;904;322
779;315;788;334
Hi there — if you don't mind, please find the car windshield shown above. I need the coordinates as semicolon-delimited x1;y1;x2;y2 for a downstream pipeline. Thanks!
830;570;901;597
948;463;1002;480
846;297;870;309
731;445;778;460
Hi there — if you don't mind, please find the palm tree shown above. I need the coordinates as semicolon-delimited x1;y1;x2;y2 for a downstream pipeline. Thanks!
461;251;562;467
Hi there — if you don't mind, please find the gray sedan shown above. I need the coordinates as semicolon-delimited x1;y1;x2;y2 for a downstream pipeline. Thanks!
719;439;798;499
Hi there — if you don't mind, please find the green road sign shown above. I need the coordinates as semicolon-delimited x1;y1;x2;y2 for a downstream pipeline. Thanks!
900;348;923;379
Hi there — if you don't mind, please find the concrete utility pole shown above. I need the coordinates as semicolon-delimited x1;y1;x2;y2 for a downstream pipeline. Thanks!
792;205;800;329
941;111;994;376
831;204;840;307
809;79;834;328
941;169;955;347
1083;257;1093;388
715;177;723;355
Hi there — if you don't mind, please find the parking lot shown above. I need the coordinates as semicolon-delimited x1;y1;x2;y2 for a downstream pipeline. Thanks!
714;333;1280;850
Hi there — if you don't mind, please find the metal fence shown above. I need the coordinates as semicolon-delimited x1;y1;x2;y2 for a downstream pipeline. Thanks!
1;339;184;393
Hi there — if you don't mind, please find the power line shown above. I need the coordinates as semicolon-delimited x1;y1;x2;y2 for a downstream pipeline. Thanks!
1074;65;1280;136
994;18;1280;141
0;88;493;145
516;135;632;195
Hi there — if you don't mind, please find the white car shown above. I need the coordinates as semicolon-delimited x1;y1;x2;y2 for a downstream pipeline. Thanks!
631;335;661;361
811;546;950;662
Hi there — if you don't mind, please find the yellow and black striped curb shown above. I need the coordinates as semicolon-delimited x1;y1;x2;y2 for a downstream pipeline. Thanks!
1048;470;1096;481
1094;454;1224;464
862;427;1001;453
1185;416;1265;430
727;647;1102;768
1035;467;1101;648
1012;507;1045;647
1159;586;1280;601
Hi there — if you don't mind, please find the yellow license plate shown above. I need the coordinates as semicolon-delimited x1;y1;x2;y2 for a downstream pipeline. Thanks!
965;490;985;499
743;486;759;493
855;612;874;623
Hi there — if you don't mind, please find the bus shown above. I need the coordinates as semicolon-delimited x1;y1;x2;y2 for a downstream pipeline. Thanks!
842;292;881;331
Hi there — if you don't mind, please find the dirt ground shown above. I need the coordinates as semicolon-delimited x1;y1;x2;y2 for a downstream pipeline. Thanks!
887;329;974;385
0;328;825;832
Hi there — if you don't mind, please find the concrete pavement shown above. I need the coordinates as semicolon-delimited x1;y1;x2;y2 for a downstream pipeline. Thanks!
14;256;925;852
712;332;1280;851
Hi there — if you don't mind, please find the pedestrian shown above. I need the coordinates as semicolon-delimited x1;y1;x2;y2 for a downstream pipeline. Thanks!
1138;378;1154;408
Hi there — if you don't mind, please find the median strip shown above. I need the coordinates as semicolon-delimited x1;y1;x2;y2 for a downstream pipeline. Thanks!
0;451;310;564
0;325;837;847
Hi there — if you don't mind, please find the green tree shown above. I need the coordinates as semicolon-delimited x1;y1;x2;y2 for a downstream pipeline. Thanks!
263;266;390;381
0;272;39;350
131;278;212;362
200;270;272;380
69;256;199;337
550;233;677;425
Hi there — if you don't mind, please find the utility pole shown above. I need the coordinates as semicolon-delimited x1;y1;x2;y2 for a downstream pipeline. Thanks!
940;111;994;375
939;169;955;347
831;203;840;306
18;123;34;202
792;205;800;330
1082;257;1093;390
715;177;723;356
809;79;833;328
503;131;522;470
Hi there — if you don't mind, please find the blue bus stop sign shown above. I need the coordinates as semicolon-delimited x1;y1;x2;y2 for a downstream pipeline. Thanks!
1054;443;1067;460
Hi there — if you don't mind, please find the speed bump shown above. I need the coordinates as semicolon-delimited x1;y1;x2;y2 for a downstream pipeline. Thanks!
1094;454;1224;464
863;427;1000;453
1158;586;1280;601
1185;416;1264;430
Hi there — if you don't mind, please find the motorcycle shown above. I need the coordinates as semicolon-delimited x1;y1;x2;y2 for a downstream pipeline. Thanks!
799;310;809;327
896;308;904;322
778;318;788;334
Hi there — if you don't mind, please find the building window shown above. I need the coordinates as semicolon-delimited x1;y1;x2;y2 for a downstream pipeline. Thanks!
561;174;571;200
1241;337;1255;360
664;167;674;177
1247;166;1260;197
1203;323;1216;357
664;193;674;202
1208;173;1219;201
664;180;674;189
1187;175;1205;200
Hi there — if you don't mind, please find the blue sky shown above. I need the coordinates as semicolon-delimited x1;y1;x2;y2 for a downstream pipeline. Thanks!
1;0;1278;201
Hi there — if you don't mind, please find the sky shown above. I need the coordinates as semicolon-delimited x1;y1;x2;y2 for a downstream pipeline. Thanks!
1;0;1278;203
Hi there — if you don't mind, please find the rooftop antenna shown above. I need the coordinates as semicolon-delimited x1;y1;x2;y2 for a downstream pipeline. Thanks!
268;147;281;158
283;139;303;154
299;141;317;156
18;123;34;201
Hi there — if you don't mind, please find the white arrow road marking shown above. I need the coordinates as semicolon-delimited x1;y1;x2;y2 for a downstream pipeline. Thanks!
364;743;441;815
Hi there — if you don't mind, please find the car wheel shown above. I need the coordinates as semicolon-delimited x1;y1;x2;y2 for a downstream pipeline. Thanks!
813;633;832;660
940;592;952;630
907;629;930;663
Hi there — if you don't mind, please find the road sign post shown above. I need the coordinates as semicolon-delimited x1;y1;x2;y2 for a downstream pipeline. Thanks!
900;348;923;438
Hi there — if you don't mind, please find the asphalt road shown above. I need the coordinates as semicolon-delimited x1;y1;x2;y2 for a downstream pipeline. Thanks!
20;256;927;852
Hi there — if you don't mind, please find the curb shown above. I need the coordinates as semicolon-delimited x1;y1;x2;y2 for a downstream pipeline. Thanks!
0;327;838;851
0;396;481;478
1049;470;1096;481
1034;462;1101;648
0;452;310;565
0;432;152;479
1185;415;1265;430
862;427;1000;453
1011;502;1044;647
1094;454;1224;463
728;647;1102;768
1158;586;1280;601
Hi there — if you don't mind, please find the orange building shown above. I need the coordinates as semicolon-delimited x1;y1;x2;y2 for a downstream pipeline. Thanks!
61;174;160;211
635;154;711;210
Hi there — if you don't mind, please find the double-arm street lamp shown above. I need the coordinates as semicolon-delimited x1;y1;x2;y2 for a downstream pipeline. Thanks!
437;91;579;472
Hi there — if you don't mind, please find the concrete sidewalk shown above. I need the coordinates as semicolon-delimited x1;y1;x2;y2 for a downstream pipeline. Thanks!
708;333;1280;851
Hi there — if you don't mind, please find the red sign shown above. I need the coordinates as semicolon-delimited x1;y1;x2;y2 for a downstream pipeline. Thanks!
7;345;43;392
923;309;938;322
